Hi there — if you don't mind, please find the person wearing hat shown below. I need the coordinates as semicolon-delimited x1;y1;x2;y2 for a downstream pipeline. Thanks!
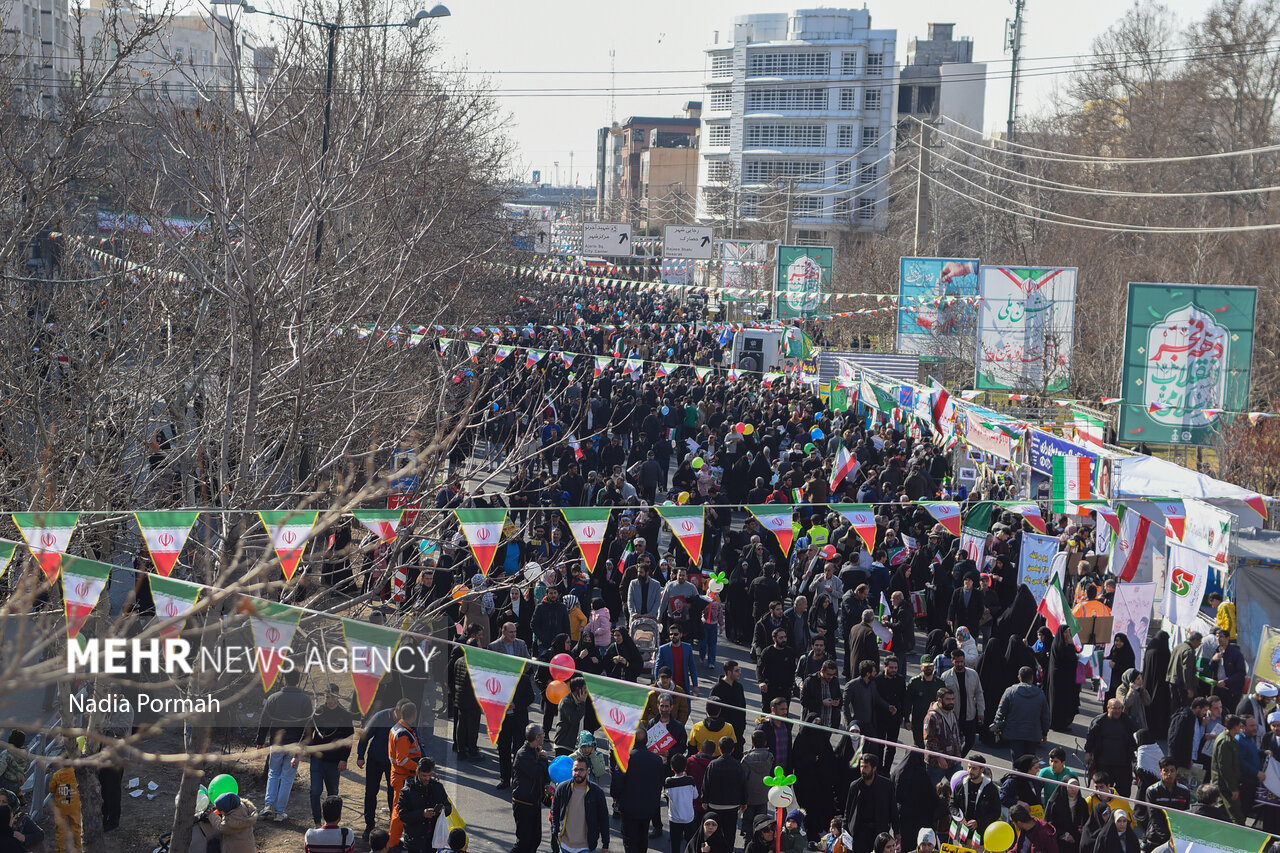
571;731;610;786
905;655;941;748
213;792;259;853
1238;682;1278;746
745;813;778;853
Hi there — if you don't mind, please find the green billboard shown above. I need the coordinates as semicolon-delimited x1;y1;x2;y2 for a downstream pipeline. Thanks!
774;245;833;320
1118;283;1257;446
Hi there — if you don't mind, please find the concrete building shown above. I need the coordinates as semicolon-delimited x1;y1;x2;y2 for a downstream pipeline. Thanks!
1;0;75;107
639;145;698;229
897;23;985;133
696;8;896;244
595;103;701;222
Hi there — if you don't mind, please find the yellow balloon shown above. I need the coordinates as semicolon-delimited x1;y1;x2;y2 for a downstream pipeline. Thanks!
984;820;1015;853
743;424;755;435
677;491;690;505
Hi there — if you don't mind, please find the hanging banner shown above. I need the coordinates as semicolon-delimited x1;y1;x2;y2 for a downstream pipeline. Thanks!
581;671;653;772
746;505;797;556
1017;533;1060;605
560;507;613;573
957;501;993;569
1181;499;1233;566
835;504;878;554
897;257;980;361
775;245;833;320
248;599;304;691
455;508;508;574
352;509;405;543
60;556;112;639
12;512;80;582
1163;543;1211;628
0;541;15;578
259;511;318;581
655;505;705;565
1106;582;1156;656
975;266;1077;392
1118;283;1257;446
1112;504;1164;584
963;413;1015;460
148;574;202;637
464;645;528;744
1252;626;1280;688
135;511;201;577
1027;429;1098;499
342;618;403;715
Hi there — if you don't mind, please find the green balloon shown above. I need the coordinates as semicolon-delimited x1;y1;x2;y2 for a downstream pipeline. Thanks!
207;773;239;802
691;457;705;469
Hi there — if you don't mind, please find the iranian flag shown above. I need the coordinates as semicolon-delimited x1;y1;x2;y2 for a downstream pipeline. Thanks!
561;507;612;573
436;337;452;355
1157;499;1186;541
455;508;508;574
1037;574;1080;638
1051;455;1091;501
526;348;546;369
656;505;704;565
494;345;514;364
259;511;318;581
463;645;528;744
695;367;711;383
1073;411;1105;446
148;574;202;637
998;501;1046;533
12;512;80;582
352;509;404;543
655;363;675;377
248;599;304;691
829;446;860;491
343;618;403;715
466;341;482;362
581;671;652;771
1167;804;1270;853
594;355;612;377
1112;505;1163;583
921;502;962;536
0;541;16;578
746;505;795;555
60;556;111;639
836;504;878;553
135;511;200;577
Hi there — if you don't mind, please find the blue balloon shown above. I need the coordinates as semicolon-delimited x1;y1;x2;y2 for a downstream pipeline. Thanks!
661;406;670;415
810;427;824;440
548;755;573;784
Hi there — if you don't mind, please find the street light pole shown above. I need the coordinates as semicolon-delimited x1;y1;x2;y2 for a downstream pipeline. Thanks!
315;21;338;262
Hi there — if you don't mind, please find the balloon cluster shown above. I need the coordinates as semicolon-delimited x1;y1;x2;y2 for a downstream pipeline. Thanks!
546;653;577;704
706;571;728;596
733;422;756;435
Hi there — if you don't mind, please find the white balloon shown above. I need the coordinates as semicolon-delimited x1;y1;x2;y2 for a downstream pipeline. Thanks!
707;580;725;595
522;562;543;583
767;786;795;809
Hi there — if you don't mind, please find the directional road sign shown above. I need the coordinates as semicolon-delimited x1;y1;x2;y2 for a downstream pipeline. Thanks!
529;221;552;254
663;225;714;260
583;222;632;256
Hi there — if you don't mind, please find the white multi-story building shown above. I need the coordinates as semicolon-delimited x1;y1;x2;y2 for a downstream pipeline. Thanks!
1;0;75;107
697;8;896;244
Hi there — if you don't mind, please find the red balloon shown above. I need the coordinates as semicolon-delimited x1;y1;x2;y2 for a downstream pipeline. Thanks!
735;422;747;434
822;545;837;559
550;652;576;682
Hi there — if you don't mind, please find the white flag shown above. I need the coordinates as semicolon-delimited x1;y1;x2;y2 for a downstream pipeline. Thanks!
1163;543;1211;628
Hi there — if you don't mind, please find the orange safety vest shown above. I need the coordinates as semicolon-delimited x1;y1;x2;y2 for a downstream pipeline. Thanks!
388;722;421;772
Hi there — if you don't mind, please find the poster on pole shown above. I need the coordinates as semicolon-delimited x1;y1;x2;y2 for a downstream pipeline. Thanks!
897;257;980;361
1117;283;1257;446
775;245;833;320
975;266;1077;392
1106;582;1156;655
1018;533;1060;605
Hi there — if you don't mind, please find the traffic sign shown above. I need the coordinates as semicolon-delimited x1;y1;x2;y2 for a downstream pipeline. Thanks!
663;225;714;260
529;221;552;254
583;222;632;256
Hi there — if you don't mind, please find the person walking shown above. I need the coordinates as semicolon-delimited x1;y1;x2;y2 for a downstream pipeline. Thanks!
491;622;534;790
655;625;701;697
453;636;484;761
843;754;897;853
550;757;611;853
398;758;451;853
255;668;313;822
905;657;941;748
1166;632;1203;710
357;701;401;840
942;649;983;756
387;702;423;850
613;729;666;853
702;736;747;832
993;667;1050;762
511;725;552;853
758;628;798;711
924;687;963;777
1210;714;1245;824
302;683;355;828
1084;699;1137;798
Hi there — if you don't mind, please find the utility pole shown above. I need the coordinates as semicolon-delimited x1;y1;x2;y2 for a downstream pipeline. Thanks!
569;151;574;187
913;122;924;255
1006;0;1026;142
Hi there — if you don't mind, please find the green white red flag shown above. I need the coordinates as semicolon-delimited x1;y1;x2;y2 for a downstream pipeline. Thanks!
581;671;652;771
135;511;200;577
594;356;612;377
248;598;304;691
746;505;795;555
1112;505;1162;583
466;341;482;361
829;446;860;490
463;645;528;744
148;574;202;637
259;511;318;581
1156;498;1186;541
656;505;704;565
455;508;508;574
560;507;612;573
60;555;112;639
526;349;546;369
12;512;80;582
352;509;404;543
997;502;1046;533
1036;574;1079;639
695;367;711;383
342;618;403;715
1167;802;1270;853
921;502;962;536
1051;455;1091;501
494;345;514;364
1073;411;1105;446
836;504;878;553
0;541;15;578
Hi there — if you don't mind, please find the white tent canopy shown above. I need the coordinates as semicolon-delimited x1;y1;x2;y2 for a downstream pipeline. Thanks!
1112;455;1266;528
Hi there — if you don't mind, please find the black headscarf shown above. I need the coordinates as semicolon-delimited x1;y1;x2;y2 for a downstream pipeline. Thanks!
1141;630;1173;736
1105;633;1135;703
1047;625;1081;731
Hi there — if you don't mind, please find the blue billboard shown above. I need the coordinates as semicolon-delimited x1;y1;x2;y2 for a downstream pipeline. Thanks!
897;257;980;362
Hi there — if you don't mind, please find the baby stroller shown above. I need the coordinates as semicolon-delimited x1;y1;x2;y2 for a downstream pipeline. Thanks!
629;615;660;677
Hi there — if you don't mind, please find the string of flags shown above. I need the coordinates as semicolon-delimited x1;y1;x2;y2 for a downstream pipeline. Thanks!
959;391;1278;424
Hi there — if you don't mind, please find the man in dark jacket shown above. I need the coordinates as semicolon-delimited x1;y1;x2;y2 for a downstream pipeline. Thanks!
532;588;572;653
801;660;843;729
884;590;916;672
845;609;881;680
1168;698;1211;786
950;756;1001;837
948;572;985;634
1137;757;1190;852
875;656;906;769
551;758;611;853
844;660;892;761
399;758;452;853
1084;699;1138;797
357;701;400;836
613;729;665;853
255;667;313;819
758;628;798;711
511;725;552;853
703;736;748;831
993;667;1050;762
844;753;897;853
1206;630;1247;714
905;657;942;748
1167;633;1203;709
710;661;748;749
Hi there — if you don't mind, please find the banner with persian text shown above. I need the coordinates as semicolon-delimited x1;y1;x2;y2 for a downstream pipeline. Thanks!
975;266;1077;392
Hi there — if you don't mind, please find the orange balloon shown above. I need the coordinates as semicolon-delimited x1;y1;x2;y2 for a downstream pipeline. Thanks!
546;679;570;705
451;584;469;600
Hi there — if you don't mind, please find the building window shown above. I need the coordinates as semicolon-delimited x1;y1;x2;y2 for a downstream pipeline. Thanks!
862;126;880;148
747;52;830;77
839;88;858;111
837;125;853;148
864;89;881;111
866;53;884;77
709;90;732;111
858;198;876;220
707;124;731;146
795;229;825;246
745;123;826;148
793;196;824;215
858;161;878;184
745;87;827;112
834;196;851;215
835;161;852;185
740;193;760;218
742;159;826;183
705;160;730;182
710;52;732;78
841;52;859;75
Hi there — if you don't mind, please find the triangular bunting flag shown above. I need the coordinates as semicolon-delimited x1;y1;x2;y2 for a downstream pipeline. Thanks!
463;645;528;744
135;511;200;577
436;336;452;355
0;541;16;578
493;345;513;364
836;504;878;553
60;555;112;639
342;618;404;715
997;502;1046;533
594;355;612;378
561;507;612;573
455;508;508;574
465;341;482;362
259;511;319;581
248;599;304;691
694;367;711;383
746;505;795;556
352;509;404;543
581;671;652;771
148;574;202;637
526;349;546;369
1166;800;1271;853
1155;499;1186;541
921;502;962;536
12;512;80;582
655;505;705;565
